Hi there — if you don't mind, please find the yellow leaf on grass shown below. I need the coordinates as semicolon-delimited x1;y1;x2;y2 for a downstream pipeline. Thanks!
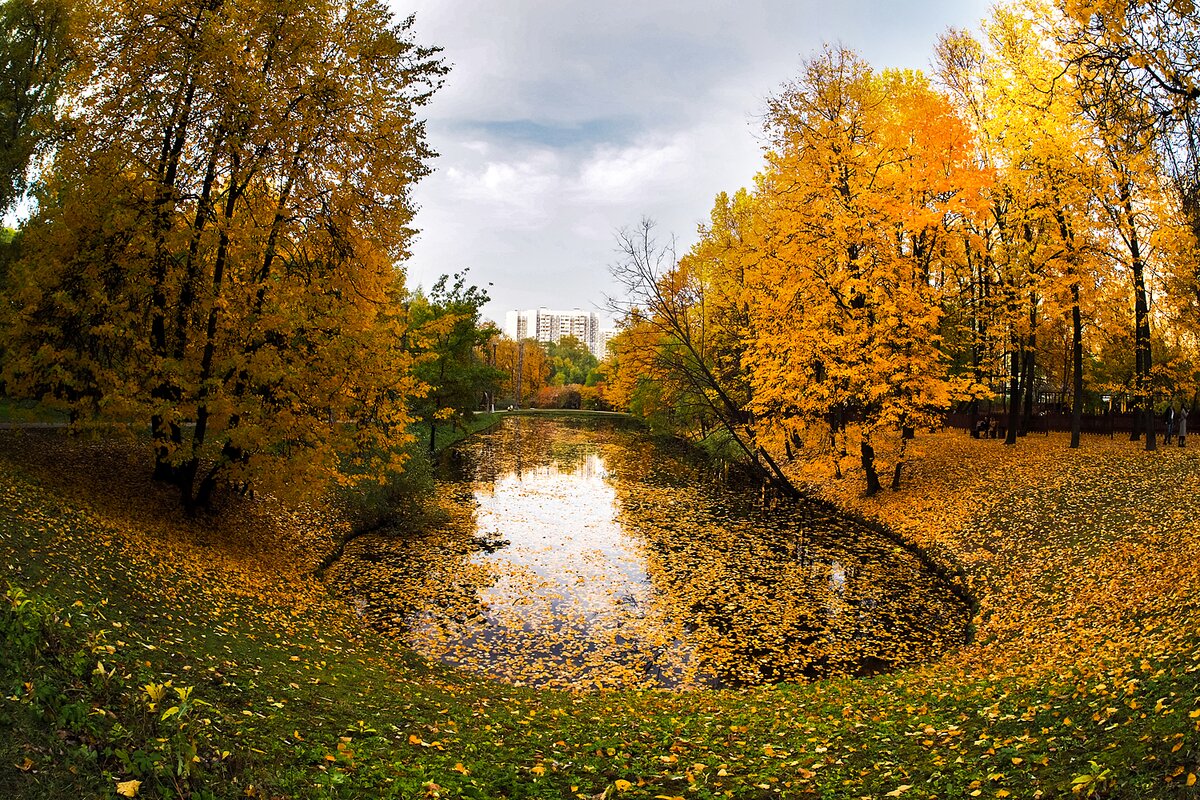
614;779;632;791
1187;773;1197;787
886;786;912;798
453;762;469;775
116;780;141;797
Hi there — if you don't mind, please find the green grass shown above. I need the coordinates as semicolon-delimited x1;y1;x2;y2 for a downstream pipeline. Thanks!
0;397;69;424
428;411;508;454
1;431;1198;799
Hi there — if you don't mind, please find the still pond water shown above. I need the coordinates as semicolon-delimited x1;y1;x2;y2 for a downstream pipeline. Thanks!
335;416;969;690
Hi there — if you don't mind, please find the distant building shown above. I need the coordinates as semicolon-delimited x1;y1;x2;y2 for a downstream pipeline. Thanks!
504;308;609;359
596;328;619;359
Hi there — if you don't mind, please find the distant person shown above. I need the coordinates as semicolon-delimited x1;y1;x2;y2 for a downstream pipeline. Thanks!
1164;405;1176;447
1179;406;1188;447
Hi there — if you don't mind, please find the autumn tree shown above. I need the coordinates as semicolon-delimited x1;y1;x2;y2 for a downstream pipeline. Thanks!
545;335;599;386
0;0;73;212
491;336;550;407
1056;0;1200;442
1058;0;1200;243
1;0;446;510
407;273;503;453
609;217;800;498
938;5;1113;449
596;319;657;416
744;48;983;493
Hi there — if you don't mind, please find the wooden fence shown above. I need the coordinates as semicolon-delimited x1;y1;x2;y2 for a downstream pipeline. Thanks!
944;411;1184;438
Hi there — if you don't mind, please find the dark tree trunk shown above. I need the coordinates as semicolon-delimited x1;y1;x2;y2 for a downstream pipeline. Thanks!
1020;295;1037;436
829;411;844;479
1121;185;1155;451
758;447;800;501
1020;340;1036;436
1005;347;1022;446
1070;285;1084;449
890;426;911;491
176;149;244;510
860;439;881;496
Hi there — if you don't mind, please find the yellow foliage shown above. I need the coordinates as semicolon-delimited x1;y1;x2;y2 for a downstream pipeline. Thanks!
115;779;141;797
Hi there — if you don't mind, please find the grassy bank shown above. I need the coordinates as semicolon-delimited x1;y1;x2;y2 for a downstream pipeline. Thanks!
0;397;69;425
1;427;1198;799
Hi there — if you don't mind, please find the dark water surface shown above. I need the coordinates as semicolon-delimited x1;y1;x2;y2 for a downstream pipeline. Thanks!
335;416;969;690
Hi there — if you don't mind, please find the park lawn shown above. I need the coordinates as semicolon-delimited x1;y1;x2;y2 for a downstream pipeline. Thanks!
0;397;69;425
1;427;1198;800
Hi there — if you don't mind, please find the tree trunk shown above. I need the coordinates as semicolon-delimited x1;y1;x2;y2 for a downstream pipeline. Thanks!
1020;340;1035;436
829;414;843;479
178;150;244;509
758;446;800;500
890;428;910;491
860;437;881;496
1005;347;1022;445
1070;285;1084;449
1122;185;1155;451
1020;296;1038;436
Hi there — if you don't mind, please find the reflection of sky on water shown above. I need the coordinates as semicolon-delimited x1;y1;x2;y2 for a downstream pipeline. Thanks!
339;418;970;690
471;453;651;622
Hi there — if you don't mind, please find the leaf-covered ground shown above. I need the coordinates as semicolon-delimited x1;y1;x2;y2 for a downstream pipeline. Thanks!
1;426;1198;799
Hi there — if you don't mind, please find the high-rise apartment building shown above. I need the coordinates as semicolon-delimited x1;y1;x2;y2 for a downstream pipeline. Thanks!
596;327;619;359
504;308;608;359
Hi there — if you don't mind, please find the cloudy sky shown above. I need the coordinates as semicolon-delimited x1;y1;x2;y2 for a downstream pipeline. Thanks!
392;1;993;328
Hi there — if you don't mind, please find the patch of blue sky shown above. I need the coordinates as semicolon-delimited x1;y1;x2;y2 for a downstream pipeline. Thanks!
463;117;639;149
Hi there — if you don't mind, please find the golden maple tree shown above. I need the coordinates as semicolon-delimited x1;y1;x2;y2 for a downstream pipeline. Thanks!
1;0;446;509
740;48;985;493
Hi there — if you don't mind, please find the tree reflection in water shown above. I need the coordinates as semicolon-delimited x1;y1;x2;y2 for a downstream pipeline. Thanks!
332;416;969;690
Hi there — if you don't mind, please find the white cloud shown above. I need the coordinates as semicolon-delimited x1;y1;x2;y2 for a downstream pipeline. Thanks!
393;0;994;325
441;149;562;228
574;137;689;204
